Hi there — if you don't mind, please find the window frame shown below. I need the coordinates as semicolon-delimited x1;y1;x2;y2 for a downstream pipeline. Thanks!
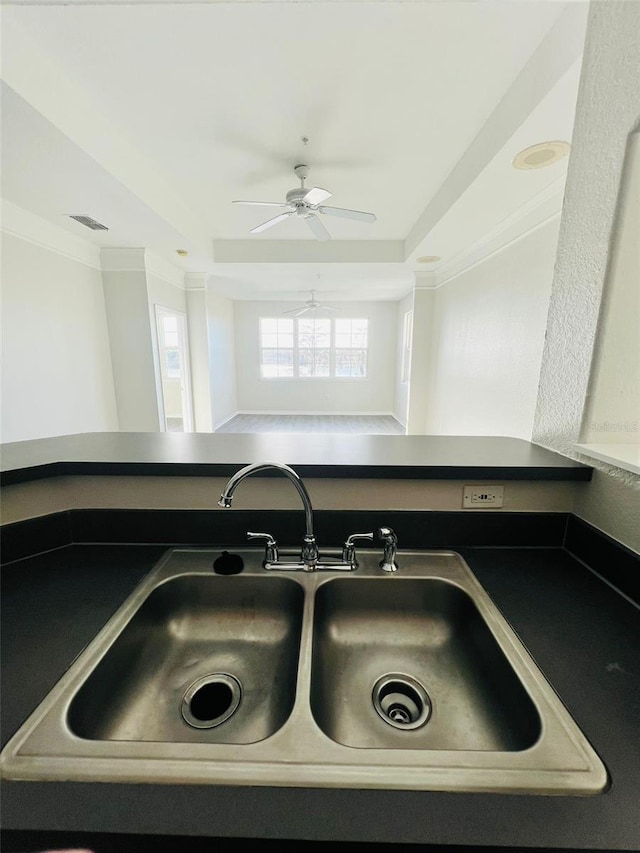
259;316;369;380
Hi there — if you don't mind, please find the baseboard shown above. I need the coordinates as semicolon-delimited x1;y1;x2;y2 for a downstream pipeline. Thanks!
4;510;637;606
212;411;238;430
235;410;399;417
564;515;640;605
2;508;566;562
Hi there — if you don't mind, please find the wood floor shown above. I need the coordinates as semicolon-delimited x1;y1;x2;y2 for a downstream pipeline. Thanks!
215;414;406;435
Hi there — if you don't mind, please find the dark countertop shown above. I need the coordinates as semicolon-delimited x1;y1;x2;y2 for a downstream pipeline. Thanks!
0;432;592;484
2;542;638;850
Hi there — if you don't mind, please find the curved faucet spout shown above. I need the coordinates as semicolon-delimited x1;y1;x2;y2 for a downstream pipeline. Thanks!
218;461;314;538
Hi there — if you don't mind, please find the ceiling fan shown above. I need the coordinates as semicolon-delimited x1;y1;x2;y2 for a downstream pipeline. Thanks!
282;290;337;317
233;164;376;241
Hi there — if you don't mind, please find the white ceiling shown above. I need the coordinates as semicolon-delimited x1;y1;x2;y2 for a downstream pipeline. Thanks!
0;0;588;300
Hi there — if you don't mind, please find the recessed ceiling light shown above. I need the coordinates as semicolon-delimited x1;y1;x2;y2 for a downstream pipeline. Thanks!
176;249;189;257
512;141;570;170
416;255;441;263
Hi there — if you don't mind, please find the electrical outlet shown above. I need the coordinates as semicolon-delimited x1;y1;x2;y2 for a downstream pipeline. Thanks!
462;485;504;508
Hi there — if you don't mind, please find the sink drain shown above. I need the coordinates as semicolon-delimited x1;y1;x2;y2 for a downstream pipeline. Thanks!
181;673;242;729
372;674;431;730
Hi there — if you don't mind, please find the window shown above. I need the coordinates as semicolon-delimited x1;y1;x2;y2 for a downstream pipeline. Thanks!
335;318;368;378
260;317;368;379
154;305;194;433
401;310;413;383
160;314;181;378
259;318;294;378
298;317;331;377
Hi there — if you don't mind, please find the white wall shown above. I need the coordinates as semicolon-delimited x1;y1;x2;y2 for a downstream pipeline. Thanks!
206;286;238;428
233;299;398;415
102;267;160;432
147;271;187;315
393;291;413;425
533;0;640;553
406;285;435;435
1;231;119;442
425;217;560;440
186;281;213;432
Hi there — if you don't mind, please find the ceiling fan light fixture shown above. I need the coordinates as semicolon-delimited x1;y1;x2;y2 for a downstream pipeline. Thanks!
282;289;337;317
232;164;376;241
416;255;441;263
512;141;570;170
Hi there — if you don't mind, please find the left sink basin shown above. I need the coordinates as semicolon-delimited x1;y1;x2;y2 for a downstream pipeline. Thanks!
68;575;304;745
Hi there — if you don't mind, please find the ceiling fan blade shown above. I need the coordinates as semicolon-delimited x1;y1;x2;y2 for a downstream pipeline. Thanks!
233;200;290;208
303;186;332;206
282;305;311;317
250;211;293;234
317;205;377;223
305;213;331;242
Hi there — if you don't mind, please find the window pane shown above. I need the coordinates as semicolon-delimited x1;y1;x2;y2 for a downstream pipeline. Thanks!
163;316;178;332
336;349;367;377
298;318;314;335
261;318;277;334
299;348;330;377
164;330;179;347
335;333;350;348
165;349;181;378
262;333;278;348
315;349;330;376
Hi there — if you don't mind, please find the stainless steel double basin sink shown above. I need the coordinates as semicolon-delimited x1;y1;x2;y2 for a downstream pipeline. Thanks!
0;548;607;794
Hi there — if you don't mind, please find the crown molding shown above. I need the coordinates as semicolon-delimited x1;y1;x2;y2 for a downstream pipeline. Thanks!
413;271;438;289
145;250;185;290
185;272;208;291
99;247;146;272
1;199;101;270
434;176;565;288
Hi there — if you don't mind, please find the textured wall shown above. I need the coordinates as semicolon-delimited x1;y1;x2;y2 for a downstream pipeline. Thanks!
427;218;559;440
532;0;640;553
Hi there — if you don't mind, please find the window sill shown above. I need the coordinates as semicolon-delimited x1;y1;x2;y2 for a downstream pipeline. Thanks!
575;443;640;475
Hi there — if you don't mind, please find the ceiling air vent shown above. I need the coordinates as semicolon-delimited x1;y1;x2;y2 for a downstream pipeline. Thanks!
68;215;109;231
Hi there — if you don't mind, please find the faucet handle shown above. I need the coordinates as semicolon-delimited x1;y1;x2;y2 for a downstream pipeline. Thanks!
342;532;374;567
377;526;399;573
247;531;279;564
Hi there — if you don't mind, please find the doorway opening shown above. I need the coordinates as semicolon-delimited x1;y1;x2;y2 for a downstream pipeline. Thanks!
155;305;193;433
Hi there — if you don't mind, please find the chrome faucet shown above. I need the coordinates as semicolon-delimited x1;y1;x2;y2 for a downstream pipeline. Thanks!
218;461;320;570
218;461;376;572
378;526;399;572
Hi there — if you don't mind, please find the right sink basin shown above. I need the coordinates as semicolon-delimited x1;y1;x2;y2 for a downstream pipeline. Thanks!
310;577;541;752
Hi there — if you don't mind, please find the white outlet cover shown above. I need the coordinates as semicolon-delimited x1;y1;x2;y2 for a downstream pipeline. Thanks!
462;485;505;508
